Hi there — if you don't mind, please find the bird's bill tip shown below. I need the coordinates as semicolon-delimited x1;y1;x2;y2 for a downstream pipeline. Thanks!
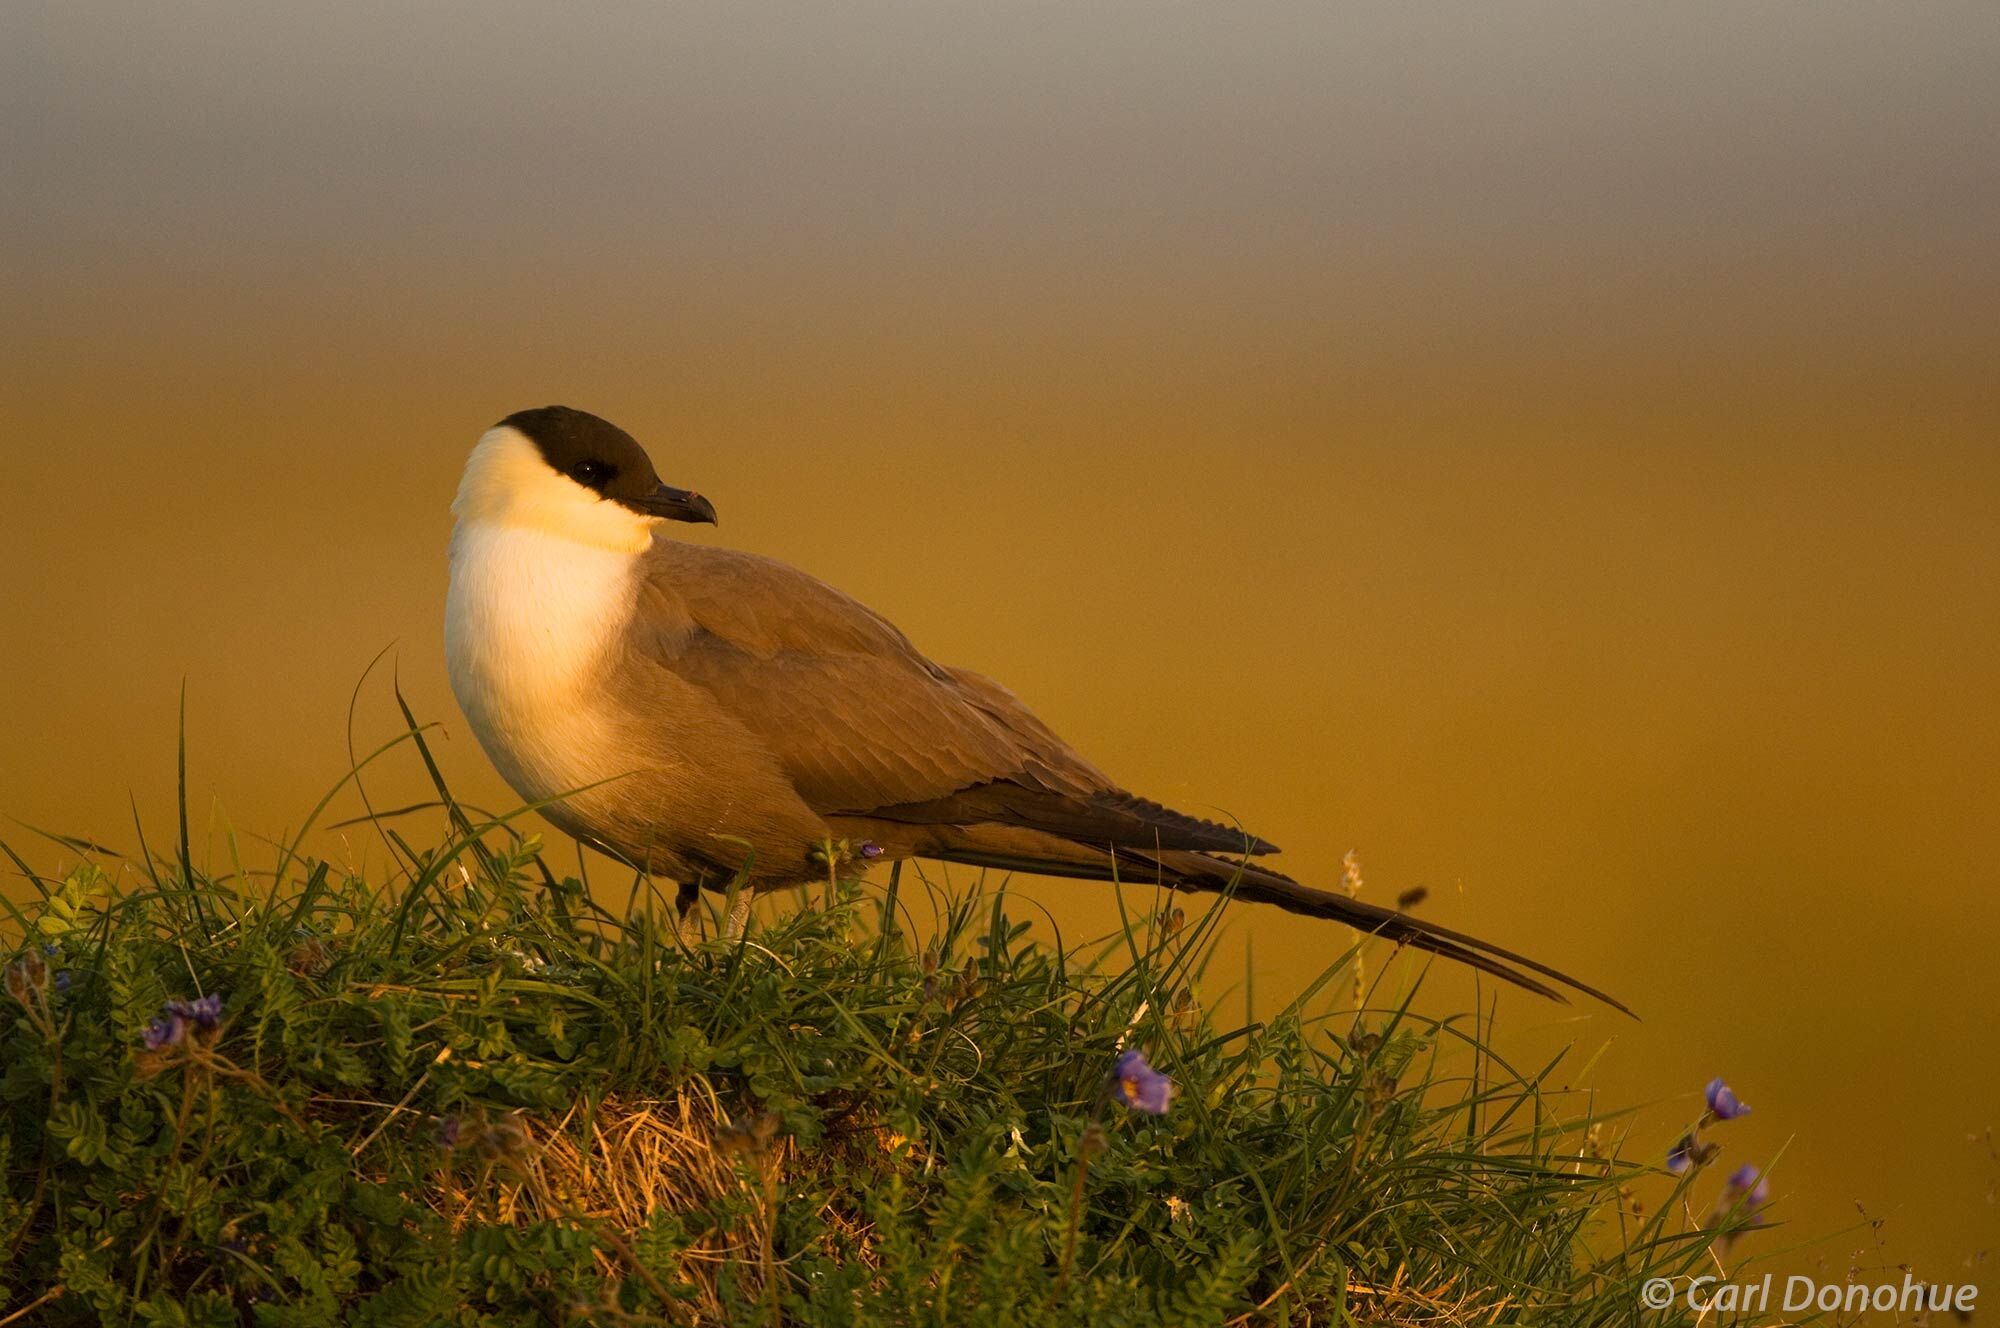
628;483;719;526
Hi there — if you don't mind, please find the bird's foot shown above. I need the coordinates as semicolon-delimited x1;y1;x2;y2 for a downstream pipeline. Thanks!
724;888;754;939
672;880;703;947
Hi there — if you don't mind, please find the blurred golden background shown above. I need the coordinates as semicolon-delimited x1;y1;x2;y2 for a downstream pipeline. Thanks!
5;1;1996;1280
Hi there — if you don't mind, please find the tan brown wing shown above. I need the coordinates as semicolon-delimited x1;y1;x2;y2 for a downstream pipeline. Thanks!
630;540;1277;854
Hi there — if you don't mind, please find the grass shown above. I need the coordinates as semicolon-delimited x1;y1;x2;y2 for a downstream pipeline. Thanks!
0;714;1802;1326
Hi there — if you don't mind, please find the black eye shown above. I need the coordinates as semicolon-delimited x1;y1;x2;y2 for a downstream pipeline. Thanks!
569;459;613;489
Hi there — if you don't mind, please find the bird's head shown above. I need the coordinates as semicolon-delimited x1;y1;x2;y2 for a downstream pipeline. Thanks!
453;405;718;553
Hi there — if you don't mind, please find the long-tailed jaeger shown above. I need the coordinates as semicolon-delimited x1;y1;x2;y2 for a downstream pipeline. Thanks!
445;405;1622;1009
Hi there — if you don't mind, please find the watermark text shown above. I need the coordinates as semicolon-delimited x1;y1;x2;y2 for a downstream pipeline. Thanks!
1640;1272;1978;1316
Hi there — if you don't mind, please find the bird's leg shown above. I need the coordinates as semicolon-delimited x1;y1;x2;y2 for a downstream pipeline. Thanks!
724;887;755;939
672;880;702;946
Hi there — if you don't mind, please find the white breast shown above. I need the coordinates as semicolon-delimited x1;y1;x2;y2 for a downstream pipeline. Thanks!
445;521;639;806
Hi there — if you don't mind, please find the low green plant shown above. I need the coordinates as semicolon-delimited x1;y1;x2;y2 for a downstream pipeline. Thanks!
1;721;1792;1326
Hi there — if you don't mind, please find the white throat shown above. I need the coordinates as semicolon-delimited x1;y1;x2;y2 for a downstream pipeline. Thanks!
445;429;655;804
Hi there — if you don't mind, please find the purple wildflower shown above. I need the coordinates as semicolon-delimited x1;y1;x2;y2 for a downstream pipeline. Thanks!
1110;1048;1173;1115
1667;1135;1694;1174
53;970;70;995
144;993;223;1050
859;841;885;860
1725;1163;1771;1210
171;993;225;1030
143;1013;187;1050
1705;1076;1750;1120
1667;1132;1719;1174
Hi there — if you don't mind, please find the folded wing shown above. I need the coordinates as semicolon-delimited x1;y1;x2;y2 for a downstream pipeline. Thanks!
632;541;1275;856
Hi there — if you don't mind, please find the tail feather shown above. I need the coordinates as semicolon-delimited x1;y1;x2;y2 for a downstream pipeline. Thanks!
931;842;1631;1015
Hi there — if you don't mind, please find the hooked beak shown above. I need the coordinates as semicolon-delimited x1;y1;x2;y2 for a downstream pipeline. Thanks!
630;483;718;526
